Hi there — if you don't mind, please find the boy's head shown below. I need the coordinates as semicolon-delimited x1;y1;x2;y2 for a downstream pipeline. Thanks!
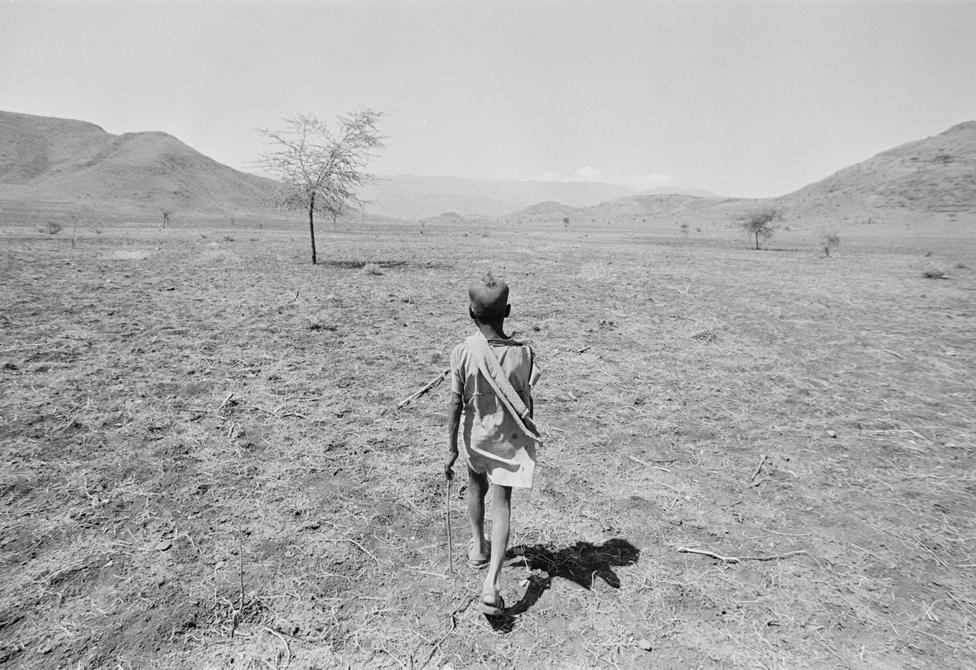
468;271;510;322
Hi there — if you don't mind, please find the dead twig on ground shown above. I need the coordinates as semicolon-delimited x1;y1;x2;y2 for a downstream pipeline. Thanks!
677;547;807;564
230;521;245;638
418;595;474;669
265;625;291;667
396;368;449;410
219;392;234;410
628;455;672;472
295;394;328;402
321;538;382;566
750;454;768;482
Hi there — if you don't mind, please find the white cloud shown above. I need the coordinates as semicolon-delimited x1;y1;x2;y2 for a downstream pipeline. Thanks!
2;93;42;108
574;166;602;180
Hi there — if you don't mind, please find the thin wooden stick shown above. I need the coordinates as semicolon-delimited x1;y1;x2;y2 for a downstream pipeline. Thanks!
418;595;473;669
677;546;807;564
678;547;739;563
320;538;382;565
628;455;672;472
396;368;450;410
445;477;453;575
264;626;291;667
750;454;768;482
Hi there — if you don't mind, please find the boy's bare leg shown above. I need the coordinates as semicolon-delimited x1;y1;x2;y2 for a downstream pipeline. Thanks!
467;468;489;559
483;484;512;601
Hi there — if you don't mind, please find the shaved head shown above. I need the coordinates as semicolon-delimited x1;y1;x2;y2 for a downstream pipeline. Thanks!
468;270;509;321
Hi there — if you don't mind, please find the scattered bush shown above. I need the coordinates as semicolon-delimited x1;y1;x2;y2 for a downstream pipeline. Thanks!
821;232;841;257
45;221;62;235
922;269;948;280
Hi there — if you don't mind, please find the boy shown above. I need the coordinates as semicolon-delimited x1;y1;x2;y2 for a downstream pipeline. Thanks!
444;272;541;616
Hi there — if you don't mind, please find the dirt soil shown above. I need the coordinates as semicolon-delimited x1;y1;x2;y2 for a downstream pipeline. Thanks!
1;217;975;669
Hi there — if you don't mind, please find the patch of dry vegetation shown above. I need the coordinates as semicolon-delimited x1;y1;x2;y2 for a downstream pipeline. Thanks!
1;217;975;668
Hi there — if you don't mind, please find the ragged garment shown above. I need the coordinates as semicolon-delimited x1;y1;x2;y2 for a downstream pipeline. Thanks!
450;332;542;489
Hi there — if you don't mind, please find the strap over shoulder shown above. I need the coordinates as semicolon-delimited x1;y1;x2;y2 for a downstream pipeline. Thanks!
465;332;542;443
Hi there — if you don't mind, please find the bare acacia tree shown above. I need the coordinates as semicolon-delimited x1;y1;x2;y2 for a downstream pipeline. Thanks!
738;206;782;250
257;109;385;264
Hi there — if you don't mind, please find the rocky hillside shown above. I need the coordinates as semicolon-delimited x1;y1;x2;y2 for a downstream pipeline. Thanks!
0;110;275;214
778;121;976;219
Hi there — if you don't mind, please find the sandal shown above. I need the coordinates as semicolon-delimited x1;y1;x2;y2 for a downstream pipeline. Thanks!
467;538;490;569
477;592;506;617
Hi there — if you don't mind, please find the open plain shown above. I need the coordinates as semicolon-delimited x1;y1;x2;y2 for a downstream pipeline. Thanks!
1;214;975;669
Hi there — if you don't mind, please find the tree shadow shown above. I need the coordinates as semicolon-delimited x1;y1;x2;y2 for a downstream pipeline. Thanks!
485;538;640;632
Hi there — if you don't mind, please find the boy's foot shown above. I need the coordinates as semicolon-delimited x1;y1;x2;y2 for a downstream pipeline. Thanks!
477;591;506;617
467;538;491;569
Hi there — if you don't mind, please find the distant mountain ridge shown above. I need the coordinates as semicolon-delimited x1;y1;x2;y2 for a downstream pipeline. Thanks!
1;110;974;225
359;174;635;220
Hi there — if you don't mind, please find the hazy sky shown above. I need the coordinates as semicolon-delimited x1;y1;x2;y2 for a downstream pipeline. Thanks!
2;1;975;197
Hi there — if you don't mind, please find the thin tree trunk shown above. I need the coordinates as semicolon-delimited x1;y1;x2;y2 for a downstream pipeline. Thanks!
754;231;760;250
308;192;317;265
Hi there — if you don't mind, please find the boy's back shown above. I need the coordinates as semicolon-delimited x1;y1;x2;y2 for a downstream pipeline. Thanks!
450;336;539;489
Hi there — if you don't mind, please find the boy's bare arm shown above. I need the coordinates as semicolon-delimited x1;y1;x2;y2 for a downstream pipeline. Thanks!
444;391;463;479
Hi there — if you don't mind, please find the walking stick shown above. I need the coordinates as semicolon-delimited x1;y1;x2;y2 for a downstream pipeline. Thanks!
445;477;453;575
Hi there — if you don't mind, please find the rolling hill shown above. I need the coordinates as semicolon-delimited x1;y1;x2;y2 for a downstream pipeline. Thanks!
777;121;976;220
0;110;276;217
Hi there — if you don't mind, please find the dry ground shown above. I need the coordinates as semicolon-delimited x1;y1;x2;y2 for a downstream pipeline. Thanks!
1;215;975;669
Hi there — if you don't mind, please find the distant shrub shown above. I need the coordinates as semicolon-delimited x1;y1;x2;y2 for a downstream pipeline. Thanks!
923;269;948;280
821;232;841;257
680;222;689;237
45;221;62;235
307;318;338;332
361;263;383;276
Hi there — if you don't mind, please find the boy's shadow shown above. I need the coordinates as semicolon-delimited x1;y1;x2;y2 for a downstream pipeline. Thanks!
487;538;640;632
